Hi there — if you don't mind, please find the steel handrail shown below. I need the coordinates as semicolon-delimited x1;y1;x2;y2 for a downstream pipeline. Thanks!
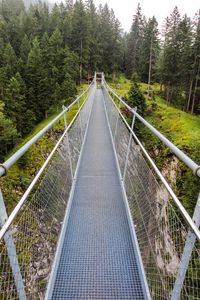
102;81;200;241
0;83;94;240
0;82;93;177
103;80;200;177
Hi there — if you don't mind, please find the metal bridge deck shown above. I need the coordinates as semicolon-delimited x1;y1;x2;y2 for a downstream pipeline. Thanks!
47;90;148;299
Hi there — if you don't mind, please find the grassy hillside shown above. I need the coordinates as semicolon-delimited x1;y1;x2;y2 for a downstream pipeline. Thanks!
0;84;89;214
110;76;200;162
110;76;200;215
1;77;199;216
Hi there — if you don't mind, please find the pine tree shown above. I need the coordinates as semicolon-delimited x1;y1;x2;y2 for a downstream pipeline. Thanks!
110;11;123;76
139;17;159;87
0;0;25;20
161;7;181;104
60;1;73;46
20;34;31;63
61;73;77;102
126;3;145;78
86;0;100;74
177;15;193;109
0;101;18;155
62;47;79;83
27;37;50;120
97;4;122;75
71;0;89;82
189;13;200;114
128;74;146;116
4;73;26;134
3;43;17;78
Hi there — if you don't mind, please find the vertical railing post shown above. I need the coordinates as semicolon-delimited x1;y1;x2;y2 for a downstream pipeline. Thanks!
77;99;83;142
113;100;121;142
62;105;67;130
171;192;200;300
62;106;73;180
123;107;137;181
101;72;104;85
0;190;27;300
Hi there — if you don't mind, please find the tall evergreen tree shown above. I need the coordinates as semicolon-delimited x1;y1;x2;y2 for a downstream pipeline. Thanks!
4;73;26;134
20;34;31;63
189;13;200;114
161;7;181;104
71;0;89;81
0;101;18;155
140;16;159;85
86;0;100;74
128;74;146;116
27;37;50;119
126;3;145;78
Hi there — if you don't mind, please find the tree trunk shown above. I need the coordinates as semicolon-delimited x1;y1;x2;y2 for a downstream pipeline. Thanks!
191;60;200;114
166;82;170;104
147;36;153;97
186;79;193;112
80;39;83;84
160;82;163;92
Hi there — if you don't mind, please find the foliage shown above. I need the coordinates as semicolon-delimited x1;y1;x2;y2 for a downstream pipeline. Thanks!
0;0;123;158
159;8;200;114
128;74;146;116
125;4;200;115
0;101;18;157
114;77;200;215
0;86;87;213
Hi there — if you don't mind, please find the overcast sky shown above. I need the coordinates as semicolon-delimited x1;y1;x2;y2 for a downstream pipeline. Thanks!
52;0;200;32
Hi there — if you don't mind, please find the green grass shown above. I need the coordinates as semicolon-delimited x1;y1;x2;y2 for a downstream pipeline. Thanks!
147;95;200;152
109;75;131;98
108;75;200;214
109;76;200;164
6;84;89;160
0;84;90;213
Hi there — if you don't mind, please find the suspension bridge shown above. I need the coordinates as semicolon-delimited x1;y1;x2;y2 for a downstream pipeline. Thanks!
0;73;199;299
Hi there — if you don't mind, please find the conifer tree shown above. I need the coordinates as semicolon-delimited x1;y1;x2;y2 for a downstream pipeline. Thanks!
0;101;18;155
128;74;146;116
126;3;145;78
140;17;159;86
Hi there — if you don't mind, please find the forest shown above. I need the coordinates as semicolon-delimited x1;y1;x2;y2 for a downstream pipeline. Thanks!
0;0;199;158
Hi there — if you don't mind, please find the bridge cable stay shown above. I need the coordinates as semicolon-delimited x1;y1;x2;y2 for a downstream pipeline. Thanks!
0;73;199;299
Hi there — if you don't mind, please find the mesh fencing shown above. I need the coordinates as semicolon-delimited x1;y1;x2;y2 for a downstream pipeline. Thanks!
0;86;94;300
103;85;200;300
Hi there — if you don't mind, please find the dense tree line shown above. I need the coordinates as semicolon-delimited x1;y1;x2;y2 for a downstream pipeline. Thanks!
0;0;123;156
0;0;199;157
126;4;200;115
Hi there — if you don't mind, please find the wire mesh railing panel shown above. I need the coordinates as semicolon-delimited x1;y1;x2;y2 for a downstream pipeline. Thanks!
0;87;94;300
181;246;200;300
0;147;72;300
80;89;93;133
68;115;82;175
103;87;119;136
114;116;130;175
103;86;200;300
103;88;130;174
64;89;93;177
124;139;200;300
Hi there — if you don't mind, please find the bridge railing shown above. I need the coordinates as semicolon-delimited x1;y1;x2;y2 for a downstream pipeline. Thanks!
102;78;200;300
0;80;95;300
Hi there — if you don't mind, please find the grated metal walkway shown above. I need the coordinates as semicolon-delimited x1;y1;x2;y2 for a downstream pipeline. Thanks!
47;90;148;299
